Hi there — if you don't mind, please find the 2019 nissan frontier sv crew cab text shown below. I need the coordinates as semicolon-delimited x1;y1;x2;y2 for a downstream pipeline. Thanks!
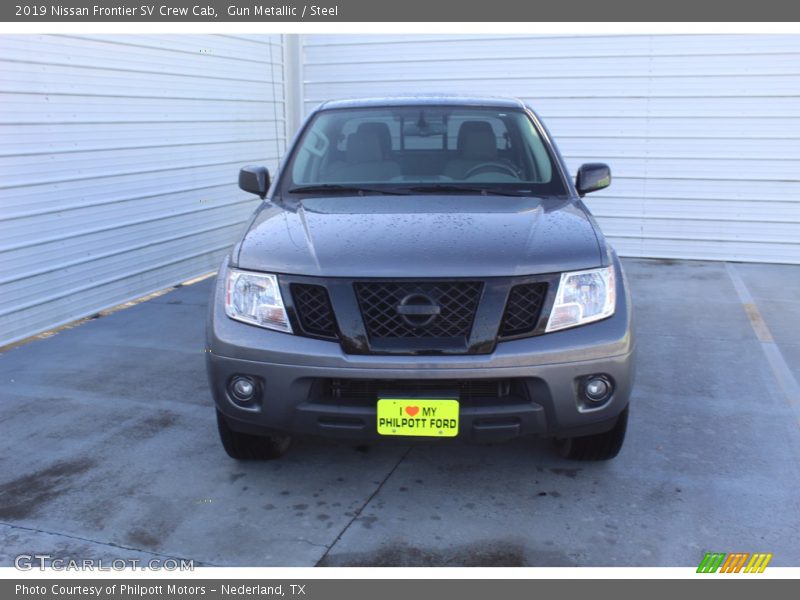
206;96;635;461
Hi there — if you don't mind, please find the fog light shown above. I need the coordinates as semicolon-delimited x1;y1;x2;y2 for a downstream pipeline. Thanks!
584;376;612;403
229;375;256;402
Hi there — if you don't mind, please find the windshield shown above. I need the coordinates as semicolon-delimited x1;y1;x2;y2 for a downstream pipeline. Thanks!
283;106;567;196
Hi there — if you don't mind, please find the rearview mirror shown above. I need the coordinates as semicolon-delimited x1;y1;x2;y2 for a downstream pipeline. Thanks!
403;120;447;137
239;165;270;199
576;163;611;196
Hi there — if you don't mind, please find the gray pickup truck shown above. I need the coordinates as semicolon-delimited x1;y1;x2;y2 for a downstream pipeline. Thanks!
206;96;635;461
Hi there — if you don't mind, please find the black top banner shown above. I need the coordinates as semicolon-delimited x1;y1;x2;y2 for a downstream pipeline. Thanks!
3;0;800;22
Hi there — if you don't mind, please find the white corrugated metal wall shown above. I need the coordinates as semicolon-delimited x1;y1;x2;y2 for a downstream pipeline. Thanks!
301;34;800;264
0;34;287;346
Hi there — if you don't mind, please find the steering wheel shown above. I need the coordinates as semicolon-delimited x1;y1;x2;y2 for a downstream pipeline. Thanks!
463;162;520;179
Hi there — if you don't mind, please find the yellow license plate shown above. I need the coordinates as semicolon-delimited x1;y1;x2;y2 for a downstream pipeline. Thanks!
376;398;459;437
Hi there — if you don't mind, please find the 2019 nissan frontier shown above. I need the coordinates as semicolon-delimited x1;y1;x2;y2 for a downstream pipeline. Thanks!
206;96;635;461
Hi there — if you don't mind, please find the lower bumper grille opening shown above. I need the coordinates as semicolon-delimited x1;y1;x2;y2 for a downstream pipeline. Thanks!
316;378;530;407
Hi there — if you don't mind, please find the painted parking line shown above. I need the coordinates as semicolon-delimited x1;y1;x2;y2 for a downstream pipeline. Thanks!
725;262;800;425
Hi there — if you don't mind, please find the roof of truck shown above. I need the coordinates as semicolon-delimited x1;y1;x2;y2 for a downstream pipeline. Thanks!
318;95;528;110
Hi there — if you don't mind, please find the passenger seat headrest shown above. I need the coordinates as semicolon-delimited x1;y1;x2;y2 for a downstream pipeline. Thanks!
356;122;393;158
345;131;382;163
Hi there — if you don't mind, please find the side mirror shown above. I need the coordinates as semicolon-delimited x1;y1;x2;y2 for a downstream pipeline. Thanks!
576;163;611;196
239;165;270;199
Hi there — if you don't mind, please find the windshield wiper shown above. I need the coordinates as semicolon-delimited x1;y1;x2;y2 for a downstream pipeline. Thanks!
289;183;543;198
287;184;410;196
405;184;536;197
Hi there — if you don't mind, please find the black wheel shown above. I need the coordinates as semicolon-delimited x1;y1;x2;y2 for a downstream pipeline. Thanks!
554;406;628;461
216;410;291;460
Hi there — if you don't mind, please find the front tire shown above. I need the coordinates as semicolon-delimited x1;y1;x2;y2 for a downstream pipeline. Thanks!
216;409;291;460
554;405;628;461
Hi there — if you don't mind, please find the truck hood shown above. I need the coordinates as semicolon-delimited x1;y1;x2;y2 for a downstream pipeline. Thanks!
235;195;603;277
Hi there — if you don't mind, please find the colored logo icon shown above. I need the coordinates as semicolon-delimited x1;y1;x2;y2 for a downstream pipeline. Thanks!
697;552;772;573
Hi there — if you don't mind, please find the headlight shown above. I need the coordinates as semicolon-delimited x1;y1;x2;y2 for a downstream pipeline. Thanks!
225;269;292;333
546;265;616;332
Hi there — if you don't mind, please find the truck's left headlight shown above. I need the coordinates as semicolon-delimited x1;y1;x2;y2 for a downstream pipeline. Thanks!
546;265;616;332
225;269;292;333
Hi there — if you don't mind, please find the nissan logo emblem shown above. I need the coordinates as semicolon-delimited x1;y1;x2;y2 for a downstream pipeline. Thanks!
395;293;441;327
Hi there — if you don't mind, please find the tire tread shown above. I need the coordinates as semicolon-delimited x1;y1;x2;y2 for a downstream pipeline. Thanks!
555;406;628;461
216;410;291;460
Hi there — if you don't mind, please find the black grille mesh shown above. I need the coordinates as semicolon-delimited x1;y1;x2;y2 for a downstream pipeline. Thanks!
354;281;483;339
323;378;520;404
291;284;337;339
499;283;548;337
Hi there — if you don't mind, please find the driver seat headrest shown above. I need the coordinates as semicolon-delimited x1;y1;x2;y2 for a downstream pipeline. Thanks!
457;121;498;160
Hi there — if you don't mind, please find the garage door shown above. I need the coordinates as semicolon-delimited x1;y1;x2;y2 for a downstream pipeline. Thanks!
0;34;287;346
300;34;800;265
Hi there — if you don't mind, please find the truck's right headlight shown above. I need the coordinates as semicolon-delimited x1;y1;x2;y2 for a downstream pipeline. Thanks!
546;266;616;332
225;269;292;333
